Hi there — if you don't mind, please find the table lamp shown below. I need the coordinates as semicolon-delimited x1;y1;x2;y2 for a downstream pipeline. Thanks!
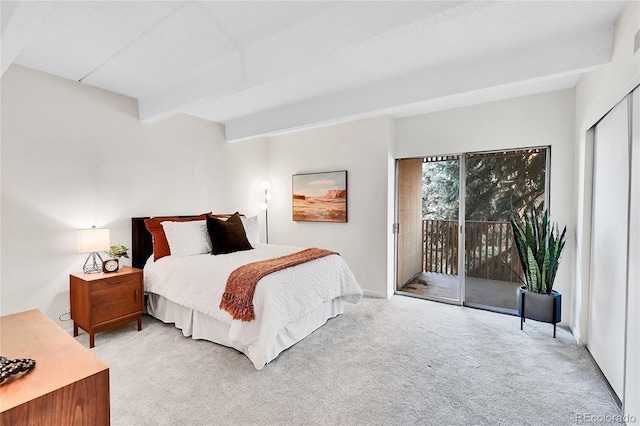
77;227;110;273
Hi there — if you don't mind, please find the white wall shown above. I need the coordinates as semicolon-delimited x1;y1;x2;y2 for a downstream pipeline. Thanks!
220;137;269;239
395;89;576;324
268;116;395;298
0;65;227;325
227;116;395;298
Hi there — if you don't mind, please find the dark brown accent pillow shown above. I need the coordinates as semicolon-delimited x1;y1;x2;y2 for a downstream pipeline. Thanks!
145;214;208;261
206;212;253;255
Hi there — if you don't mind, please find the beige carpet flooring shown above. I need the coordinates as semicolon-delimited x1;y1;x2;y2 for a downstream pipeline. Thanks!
75;295;621;425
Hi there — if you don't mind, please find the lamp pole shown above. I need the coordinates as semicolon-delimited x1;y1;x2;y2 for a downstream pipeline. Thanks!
261;181;271;244
264;188;269;244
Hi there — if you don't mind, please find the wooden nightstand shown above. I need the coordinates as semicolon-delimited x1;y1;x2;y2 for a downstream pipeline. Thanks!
70;266;144;348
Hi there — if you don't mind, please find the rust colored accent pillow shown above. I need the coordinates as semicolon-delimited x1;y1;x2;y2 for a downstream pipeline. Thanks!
206;212;253;255
145;214;208;261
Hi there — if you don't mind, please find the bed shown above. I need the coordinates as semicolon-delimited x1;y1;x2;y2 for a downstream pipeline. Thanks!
131;215;362;370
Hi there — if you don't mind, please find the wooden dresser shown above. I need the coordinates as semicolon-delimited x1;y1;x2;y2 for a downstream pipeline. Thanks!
0;309;110;425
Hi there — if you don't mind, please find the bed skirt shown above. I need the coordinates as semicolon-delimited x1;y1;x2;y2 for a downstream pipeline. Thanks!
146;293;344;369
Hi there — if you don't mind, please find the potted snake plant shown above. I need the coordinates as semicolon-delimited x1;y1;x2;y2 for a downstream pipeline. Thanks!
511;203;567;337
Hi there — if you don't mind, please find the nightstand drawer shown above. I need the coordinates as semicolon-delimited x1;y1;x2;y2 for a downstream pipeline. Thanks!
91;280;142;325
90;274;139;292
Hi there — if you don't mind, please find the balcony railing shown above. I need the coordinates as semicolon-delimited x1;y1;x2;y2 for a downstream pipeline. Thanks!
422;219;523;283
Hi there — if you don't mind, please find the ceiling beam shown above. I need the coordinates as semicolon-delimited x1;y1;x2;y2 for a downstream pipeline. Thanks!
137;1;470;123
136;1;618;141
222;27;613;141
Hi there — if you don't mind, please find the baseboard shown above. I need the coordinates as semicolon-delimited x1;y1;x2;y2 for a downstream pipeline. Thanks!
570;325;583;345
362;290;389;299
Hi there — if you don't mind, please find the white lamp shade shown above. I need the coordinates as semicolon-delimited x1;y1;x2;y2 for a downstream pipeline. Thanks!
261;181;271;190
77;228;110;253
260;202;268;210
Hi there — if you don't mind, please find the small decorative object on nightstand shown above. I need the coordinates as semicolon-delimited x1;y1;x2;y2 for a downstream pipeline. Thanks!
70;266;144;348
102;258;119;273
104;244;129;272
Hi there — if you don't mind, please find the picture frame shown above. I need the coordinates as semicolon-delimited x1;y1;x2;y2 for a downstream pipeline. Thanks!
292;171;347;223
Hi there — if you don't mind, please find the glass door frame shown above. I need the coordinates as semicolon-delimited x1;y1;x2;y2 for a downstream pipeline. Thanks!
394;146;551;313
394;153;464;307
457;154;466;306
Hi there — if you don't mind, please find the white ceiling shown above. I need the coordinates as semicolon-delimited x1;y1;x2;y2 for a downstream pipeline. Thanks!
1;1;627;141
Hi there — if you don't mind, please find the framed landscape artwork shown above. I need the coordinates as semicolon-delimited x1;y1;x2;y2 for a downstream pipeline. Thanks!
292;171;347;223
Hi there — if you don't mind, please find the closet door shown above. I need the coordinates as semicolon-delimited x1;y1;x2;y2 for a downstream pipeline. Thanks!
589;98;630;399
625;88;639;419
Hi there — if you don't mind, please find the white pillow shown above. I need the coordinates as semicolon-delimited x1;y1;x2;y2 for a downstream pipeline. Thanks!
241;215;260;244
161;220;211;257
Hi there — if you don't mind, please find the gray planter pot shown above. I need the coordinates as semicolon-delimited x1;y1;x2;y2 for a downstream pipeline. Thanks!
517;286;562;337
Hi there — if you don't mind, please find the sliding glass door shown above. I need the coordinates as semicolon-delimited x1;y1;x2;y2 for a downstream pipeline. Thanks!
396;148;549;314
397;156;461;302
463;149;547;312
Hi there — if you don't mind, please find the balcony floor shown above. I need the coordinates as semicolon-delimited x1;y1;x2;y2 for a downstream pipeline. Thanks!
399;271;521;311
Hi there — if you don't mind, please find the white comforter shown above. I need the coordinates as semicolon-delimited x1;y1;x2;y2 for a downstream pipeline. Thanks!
144;244;362;367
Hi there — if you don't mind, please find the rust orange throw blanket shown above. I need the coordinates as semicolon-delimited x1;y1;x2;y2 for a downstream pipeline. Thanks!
220;248;337;321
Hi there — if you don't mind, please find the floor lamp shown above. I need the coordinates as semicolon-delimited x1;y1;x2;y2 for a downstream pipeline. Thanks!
260;181;271;244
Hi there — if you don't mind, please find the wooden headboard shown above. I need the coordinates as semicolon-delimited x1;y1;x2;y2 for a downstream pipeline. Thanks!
131;214;240;269
131;217;152;270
